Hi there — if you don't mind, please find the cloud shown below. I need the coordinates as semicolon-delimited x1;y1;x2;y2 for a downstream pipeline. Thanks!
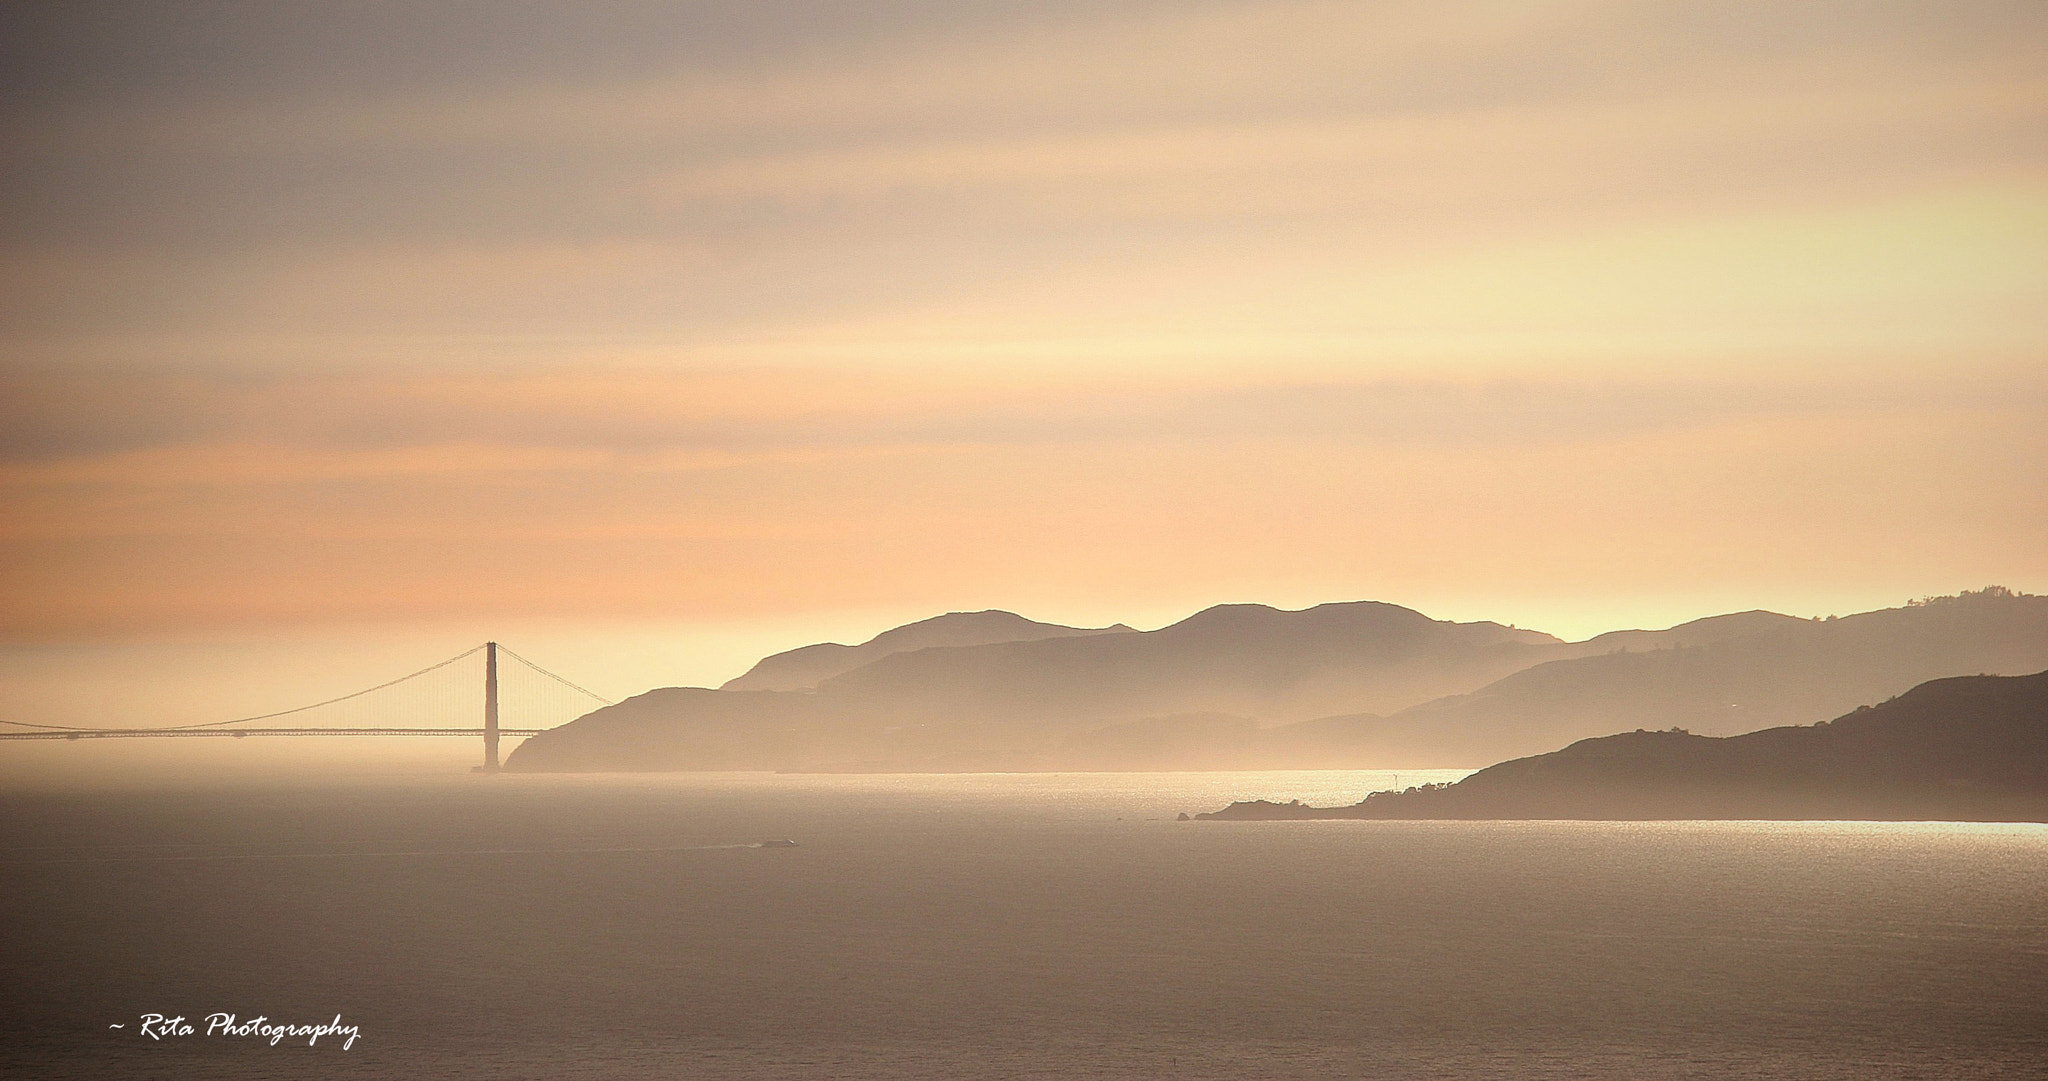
5;1;2041;265
2;380;2041;636
1;2;2044;637
9;366;2038;471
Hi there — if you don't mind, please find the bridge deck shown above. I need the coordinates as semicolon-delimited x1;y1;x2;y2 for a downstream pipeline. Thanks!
0;728;550;740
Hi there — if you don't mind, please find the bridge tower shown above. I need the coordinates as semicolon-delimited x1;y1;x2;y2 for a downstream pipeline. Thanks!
482;641;500;772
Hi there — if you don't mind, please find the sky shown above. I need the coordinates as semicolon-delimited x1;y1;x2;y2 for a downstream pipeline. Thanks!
1;1;2044;728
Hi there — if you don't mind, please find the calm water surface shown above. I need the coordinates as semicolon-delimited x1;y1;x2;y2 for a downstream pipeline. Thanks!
3;770;2045;1079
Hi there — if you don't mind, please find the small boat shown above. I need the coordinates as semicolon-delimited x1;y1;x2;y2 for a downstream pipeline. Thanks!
756;838;800;848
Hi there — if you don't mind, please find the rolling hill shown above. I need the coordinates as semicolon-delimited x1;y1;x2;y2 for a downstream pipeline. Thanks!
1266;587;2048;766
506;588;2048;773
721;610;1133;692
1197;667;2048;821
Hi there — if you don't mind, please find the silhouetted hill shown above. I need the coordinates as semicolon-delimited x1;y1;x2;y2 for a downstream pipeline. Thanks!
814;601;1562;727
505;589;2048;773
721;610;1133;692
509;600;1565;771
504;688;840;772
1577;610;1808;653
1265;589;2048;767
1197;669;2048;821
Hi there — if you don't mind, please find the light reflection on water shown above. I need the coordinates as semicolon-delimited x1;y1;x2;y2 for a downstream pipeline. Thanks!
3;771;2043;1080
589;768;1478;815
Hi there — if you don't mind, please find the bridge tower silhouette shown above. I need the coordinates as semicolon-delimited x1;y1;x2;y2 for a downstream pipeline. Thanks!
484;641;501;772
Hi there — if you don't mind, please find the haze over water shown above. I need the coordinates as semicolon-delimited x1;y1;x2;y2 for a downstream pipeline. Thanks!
4;3;2046;1077
5;771;2044;1080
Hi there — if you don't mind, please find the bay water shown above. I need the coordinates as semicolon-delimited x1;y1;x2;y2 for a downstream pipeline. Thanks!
3;770;2044;1079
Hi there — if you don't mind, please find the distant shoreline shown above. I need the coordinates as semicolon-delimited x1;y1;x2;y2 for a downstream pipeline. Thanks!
1194;670;2048;824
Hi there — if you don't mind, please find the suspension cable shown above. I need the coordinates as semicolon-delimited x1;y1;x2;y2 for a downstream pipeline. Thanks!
0;645;490;734
168;644;491;729
0;642;615;735
497;645;615;705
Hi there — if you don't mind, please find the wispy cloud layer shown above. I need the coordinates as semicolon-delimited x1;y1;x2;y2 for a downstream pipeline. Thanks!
1;367;2040;635
4;1;2042;366
7;366;2043;468
1;1;2043;636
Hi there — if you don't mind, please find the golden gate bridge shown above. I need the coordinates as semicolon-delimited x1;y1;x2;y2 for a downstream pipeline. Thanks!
0;642;610;772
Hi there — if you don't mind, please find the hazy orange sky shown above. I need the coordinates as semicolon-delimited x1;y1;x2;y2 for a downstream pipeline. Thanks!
2;1;2045;715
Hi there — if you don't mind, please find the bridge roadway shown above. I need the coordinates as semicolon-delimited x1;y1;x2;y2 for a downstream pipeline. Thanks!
0;728;550;740
0;641;599;768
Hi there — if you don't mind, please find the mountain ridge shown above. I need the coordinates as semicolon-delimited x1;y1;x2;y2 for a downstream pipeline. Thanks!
813;600;1564;726
505;588;2048;773
1273;588;2048;766
721;609;1134;692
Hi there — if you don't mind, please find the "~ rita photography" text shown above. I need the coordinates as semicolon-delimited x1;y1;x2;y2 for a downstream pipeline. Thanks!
118;1013;361;1049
